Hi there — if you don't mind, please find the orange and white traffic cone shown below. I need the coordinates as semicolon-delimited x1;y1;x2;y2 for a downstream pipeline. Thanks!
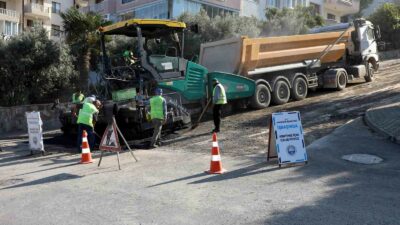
206;132;226;174
80;130;93;164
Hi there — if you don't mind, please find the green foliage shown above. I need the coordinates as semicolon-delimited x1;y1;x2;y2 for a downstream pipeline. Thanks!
368;3;400;49
0;27;77;106
61;8;109;90
178;10;261;59
263;6;324;36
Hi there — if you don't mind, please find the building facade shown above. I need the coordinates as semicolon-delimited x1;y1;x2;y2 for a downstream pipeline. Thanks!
309;0;360;23
79;0;241;22
240;0;309;20
0;0;75;40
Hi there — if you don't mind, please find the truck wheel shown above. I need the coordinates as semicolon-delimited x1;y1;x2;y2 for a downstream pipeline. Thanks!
250;84;271;109
272;80;290;105
291;77;308;101
365;62;374;82
337;70;347;91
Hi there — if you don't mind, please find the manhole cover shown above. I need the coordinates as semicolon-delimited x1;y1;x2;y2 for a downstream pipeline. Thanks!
342;154;383;164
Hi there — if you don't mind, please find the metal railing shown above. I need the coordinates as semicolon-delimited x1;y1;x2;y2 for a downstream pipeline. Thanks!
0;8;20;18
80;1;105;13
25;3;50;14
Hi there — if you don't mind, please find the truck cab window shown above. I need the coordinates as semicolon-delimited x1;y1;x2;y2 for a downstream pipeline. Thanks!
366;28;375;41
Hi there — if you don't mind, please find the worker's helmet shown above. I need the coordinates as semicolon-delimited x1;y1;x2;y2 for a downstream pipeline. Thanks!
212;78;219;83
123;50;131;57
84;96;96;103
155;88;163;95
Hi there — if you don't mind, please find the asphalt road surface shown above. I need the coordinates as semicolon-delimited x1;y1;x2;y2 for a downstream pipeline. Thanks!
1;59;400;225
163;58;400;155
1;117;399;225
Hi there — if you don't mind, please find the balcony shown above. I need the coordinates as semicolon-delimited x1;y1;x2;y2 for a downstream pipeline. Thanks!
0;8;20;23
24;3;51;20
324;0;360;15
81;1;105;13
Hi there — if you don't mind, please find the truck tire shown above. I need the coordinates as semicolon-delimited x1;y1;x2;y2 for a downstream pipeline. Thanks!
365;62;374;82
291;77;308;101
250;84;271;109
337;70;347;91
272;80;290;105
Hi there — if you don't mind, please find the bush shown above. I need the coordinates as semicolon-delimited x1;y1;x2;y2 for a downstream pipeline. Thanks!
178;10;262;59
368;3;400;50
263;6;324;36
0;27;77;106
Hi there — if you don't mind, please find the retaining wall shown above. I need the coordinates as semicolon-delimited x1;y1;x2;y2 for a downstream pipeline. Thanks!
0;103;72;135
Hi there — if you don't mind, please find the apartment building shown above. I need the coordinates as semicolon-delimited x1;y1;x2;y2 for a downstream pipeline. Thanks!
240;0;309;20
309;0;360;23
0;0;74;40
79;0;241;22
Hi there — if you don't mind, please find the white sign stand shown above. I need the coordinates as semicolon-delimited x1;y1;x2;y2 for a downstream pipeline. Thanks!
26;112;45;155
267;111;307;167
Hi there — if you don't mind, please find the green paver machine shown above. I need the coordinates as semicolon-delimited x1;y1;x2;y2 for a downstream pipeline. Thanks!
59;19;256;140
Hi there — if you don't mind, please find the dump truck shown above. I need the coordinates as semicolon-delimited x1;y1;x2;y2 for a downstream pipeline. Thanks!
198;18;381;109
59;19;255;140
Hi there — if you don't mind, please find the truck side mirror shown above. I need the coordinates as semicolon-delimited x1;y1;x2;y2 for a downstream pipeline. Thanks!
374;26;381;40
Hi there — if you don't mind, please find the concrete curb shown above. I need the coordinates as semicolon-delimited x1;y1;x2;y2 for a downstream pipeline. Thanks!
364;108;400;145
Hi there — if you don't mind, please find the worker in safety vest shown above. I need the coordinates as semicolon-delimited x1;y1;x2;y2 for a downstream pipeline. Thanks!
212;78;227;133
123;49;137;65
76;98;102;153
71;90;85;117
149;88;167;148
72;90;85;104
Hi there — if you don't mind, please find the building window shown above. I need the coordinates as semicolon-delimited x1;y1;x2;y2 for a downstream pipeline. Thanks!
310;3;320;16
51;24;61;37
52;2;61;14
0;1;6;9
122;0;134;4
4;21;18;36
327;13;336;20
27;19;34;28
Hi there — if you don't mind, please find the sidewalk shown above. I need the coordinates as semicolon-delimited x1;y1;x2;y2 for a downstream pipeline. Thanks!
365;102;400;144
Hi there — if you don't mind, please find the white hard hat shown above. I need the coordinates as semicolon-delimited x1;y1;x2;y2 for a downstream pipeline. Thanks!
84;96;96;103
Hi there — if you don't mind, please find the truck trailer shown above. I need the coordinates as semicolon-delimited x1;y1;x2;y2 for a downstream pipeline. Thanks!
198;18;380;109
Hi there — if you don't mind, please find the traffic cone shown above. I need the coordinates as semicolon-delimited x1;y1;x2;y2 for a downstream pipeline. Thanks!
80;130;93;164
206;132;226;174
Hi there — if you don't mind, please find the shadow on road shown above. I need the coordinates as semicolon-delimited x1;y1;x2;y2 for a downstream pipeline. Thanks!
262;120;400;225
1;173;82;190
147;172;209;188
188;161;281;184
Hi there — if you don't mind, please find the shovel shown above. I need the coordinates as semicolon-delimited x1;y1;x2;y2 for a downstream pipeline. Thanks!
191;98;212;130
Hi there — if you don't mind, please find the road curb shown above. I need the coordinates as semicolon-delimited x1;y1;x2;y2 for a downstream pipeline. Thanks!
364;109;400;145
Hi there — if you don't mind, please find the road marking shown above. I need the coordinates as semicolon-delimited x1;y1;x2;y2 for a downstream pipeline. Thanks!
247;131;268;138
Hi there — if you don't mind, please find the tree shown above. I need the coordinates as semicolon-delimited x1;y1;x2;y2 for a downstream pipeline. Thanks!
368;3;400;49
178;10;261;59
263;6;324;36
61;8;107;91
0;27;77;106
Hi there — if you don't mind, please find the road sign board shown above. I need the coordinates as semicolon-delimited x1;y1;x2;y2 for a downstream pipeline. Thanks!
26;112;44;152
267;111;307;166
99;120;121;152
